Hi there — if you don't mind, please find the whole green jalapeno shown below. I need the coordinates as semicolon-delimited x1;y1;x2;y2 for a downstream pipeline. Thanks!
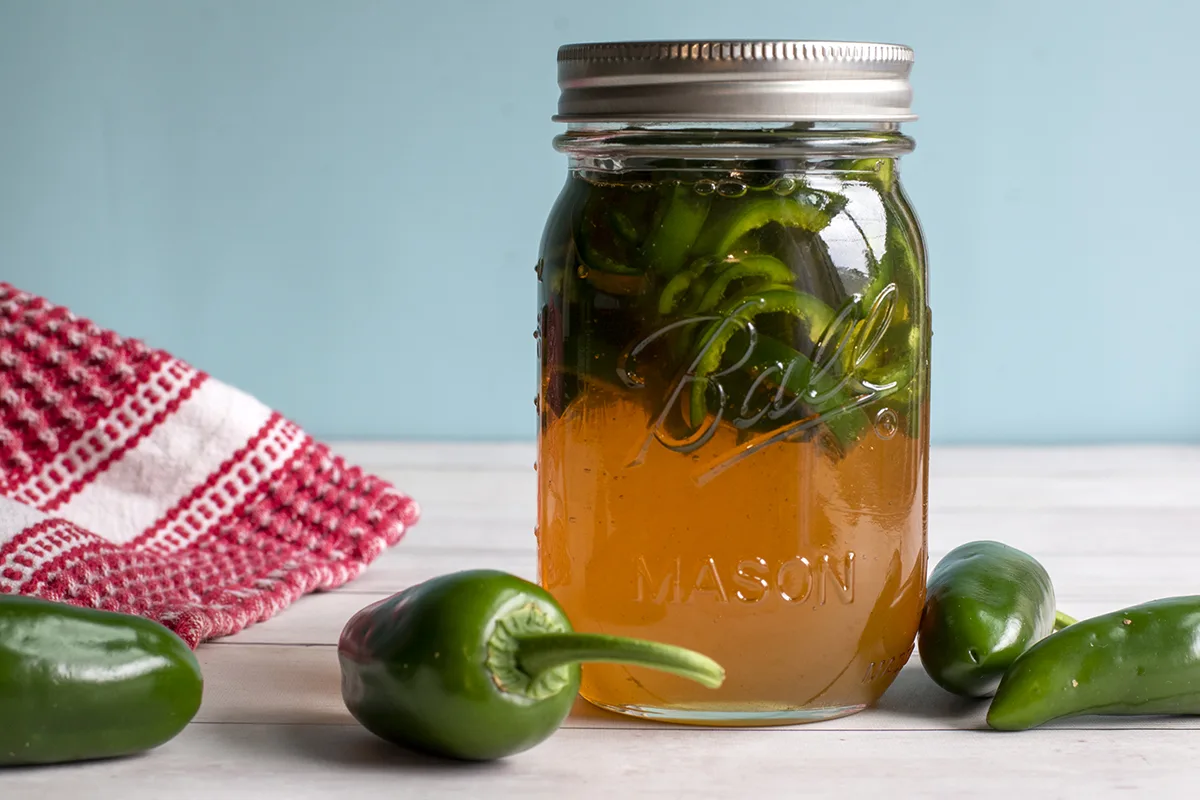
338;569;725;762
987;596;1200;731
918;541;1072;698
0;595;204;767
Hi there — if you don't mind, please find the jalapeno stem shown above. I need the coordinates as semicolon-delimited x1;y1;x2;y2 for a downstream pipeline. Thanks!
1054;611;1078;630
516;633;726;689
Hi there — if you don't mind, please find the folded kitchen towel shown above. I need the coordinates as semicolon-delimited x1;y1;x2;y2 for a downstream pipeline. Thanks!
0;282;420;647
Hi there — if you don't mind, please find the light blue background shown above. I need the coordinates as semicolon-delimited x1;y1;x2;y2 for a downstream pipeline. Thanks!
1;1;1195;444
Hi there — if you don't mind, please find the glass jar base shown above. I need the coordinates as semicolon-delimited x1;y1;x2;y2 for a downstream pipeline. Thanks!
583;697;868;727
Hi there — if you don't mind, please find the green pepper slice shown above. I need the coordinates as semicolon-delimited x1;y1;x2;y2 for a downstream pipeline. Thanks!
694;194;836;259
658;257;721;315
576;191;643;276
831;157;896;193
685;288;835;427
864;204;920;303
851;203;924;428
638;184;712;275
582;269;648;296
743;333;872;449
695;256;797;312
577;240;641;275
609;209;642;244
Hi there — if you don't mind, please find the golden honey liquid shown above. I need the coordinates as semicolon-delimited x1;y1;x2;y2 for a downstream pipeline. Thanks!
537;384;928;724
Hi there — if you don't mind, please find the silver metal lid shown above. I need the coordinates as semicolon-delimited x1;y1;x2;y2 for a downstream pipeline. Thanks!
554;40;916;124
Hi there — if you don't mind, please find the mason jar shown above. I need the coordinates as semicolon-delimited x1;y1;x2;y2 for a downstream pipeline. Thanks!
535;40;930;725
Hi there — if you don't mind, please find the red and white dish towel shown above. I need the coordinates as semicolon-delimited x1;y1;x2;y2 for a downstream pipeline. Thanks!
0;282;420;647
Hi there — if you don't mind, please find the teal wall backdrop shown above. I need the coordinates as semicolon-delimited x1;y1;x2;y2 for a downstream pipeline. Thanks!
1;1;1195;444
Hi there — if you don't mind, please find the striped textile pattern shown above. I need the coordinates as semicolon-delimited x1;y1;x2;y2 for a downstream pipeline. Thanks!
0;283;420;647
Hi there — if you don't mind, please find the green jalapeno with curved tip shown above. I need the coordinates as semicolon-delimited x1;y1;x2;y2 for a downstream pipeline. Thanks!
987;596;1200;731
918;541;1060;699
338;569;725;762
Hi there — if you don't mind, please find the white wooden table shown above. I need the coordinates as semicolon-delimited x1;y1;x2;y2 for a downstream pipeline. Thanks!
10;443;1200;798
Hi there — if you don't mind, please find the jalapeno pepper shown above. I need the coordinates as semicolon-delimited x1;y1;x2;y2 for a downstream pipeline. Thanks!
686;287;834;427
695;256;796;313
742;332;872;448
694;193;836;259
658;257;719;316
338;569;724;761
638;183;711;275
918;541;1066;699
582;268;648;296
576;191;643;277
987;596;1200;731
780;227;849;310
850;203;924;432
831;157;896;193
608;208;642;244
541;168;925;460
0;595;204;767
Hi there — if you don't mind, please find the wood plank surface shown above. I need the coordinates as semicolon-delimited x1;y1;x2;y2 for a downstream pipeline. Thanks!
9;443;1200;798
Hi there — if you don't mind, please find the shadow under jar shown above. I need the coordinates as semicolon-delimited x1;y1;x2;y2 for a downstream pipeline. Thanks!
535;40;931;725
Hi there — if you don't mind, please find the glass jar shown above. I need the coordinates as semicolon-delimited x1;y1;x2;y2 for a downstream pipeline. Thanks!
535;40;930;725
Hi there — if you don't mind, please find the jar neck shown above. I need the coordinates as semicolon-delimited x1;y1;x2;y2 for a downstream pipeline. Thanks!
554;121;914;172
